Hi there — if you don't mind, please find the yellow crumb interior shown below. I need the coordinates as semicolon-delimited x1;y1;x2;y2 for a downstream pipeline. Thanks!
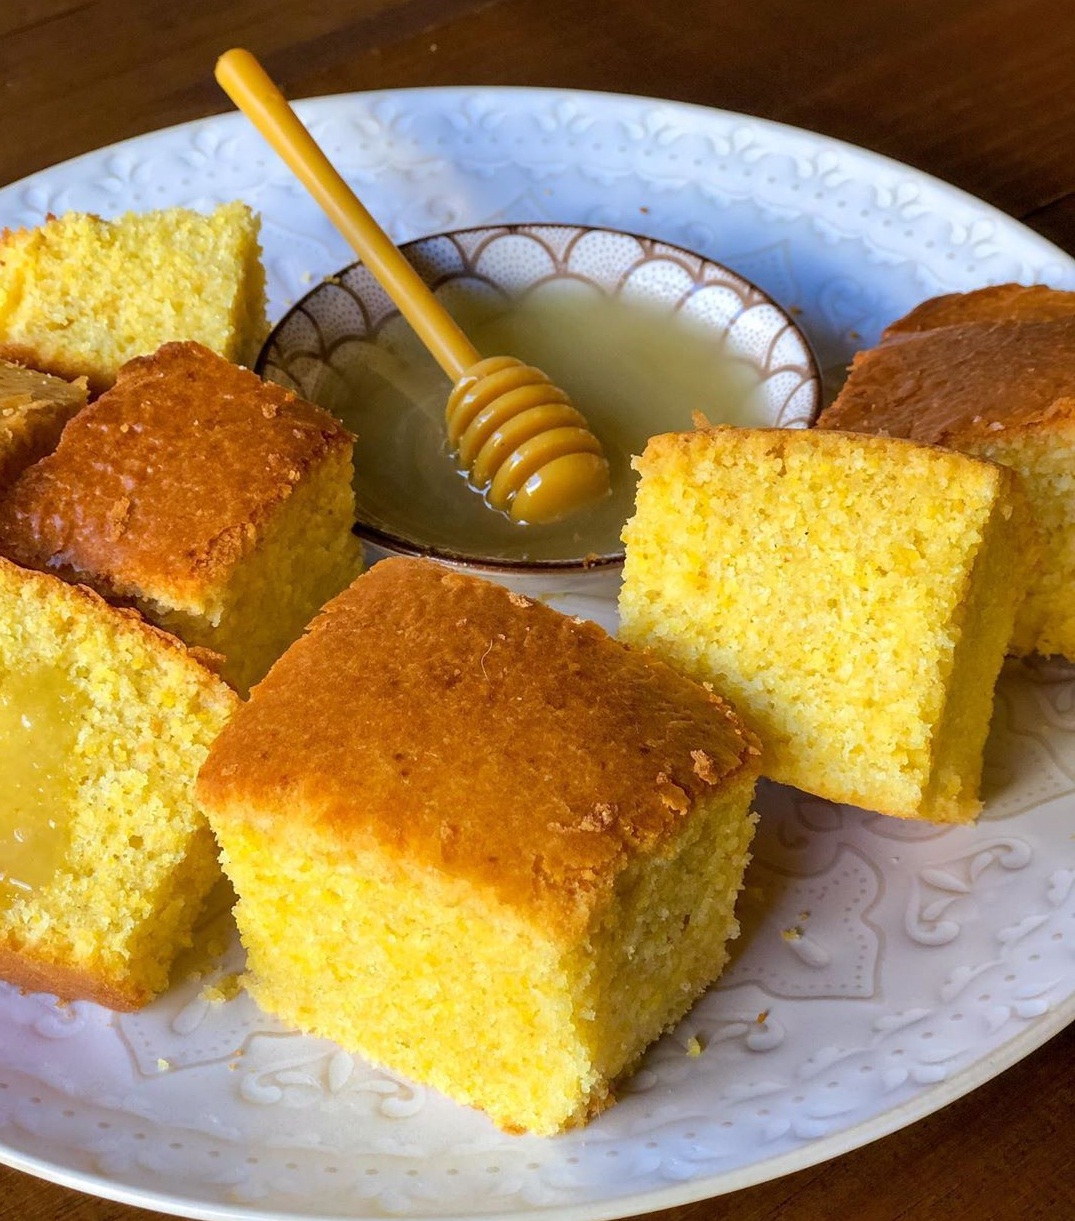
209;772;756;1136
0;202;267;389
140;446;362;695
0;567;238;1007
964;426;1075;659
922;482;1033;817
619;430;1029;823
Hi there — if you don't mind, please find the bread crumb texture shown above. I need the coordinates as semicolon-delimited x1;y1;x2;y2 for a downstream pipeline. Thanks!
0;359;87;493
619;427;1034;824
0;342;362;693
199;557;761;1133
0;202;267;392
0;557;238;1009
818;287;1075;658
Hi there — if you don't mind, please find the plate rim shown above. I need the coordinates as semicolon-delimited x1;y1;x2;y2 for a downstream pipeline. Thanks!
5;82;1075;273
2;1001;1071;1221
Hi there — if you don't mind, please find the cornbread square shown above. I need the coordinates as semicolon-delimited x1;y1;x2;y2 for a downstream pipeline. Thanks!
619;427;1034;824
0;557;238;1010
0;341;363;694
198;557;761;1135
0;202;267;393
818;300;1075;658
0;359;86;492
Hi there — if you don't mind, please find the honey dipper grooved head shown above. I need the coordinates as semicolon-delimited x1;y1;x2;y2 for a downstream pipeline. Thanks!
445;356;612;525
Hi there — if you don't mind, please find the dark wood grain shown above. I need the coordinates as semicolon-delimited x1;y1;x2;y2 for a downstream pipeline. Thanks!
2;1;1075;1218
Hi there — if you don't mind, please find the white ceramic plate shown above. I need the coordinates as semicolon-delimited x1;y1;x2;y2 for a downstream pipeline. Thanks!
1;88;1074;1221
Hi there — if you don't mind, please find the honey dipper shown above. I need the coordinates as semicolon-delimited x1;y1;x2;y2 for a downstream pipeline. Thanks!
215;49;612;525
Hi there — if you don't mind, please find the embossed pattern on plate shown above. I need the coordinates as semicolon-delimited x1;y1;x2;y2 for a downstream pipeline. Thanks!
1;87;1074;1221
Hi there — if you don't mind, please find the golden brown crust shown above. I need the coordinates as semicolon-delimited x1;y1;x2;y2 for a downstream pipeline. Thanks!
0;358;87;406
817;316;1075;445
0;341;98;393
0;360;88;492
0;943;146;1011
0;342;353;606
199;558;760;938
883;283;1075;338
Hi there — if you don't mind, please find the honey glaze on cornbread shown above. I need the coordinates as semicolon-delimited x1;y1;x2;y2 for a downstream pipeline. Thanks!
198;558;761;1134
0;557;238;1009
0;662;84;904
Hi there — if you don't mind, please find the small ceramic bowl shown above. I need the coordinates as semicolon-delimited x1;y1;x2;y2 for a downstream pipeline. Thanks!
257;224;820;596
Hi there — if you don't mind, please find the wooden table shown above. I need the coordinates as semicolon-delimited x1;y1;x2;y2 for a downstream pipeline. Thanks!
2;1;1074;1217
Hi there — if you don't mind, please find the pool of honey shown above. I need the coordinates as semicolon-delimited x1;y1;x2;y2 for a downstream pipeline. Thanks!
0;663;82;908
310;290;767;563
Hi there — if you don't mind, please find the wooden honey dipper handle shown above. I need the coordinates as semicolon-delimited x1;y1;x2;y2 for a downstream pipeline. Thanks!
215;48;477;382
216;49;611;524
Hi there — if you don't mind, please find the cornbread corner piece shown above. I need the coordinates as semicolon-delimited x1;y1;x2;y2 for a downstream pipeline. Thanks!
0;359;87;492
0;341;363;695
197;557;761;1136
0;556;239;1010
619;427;1035;825
0;201;267;393
817;300;1075;659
